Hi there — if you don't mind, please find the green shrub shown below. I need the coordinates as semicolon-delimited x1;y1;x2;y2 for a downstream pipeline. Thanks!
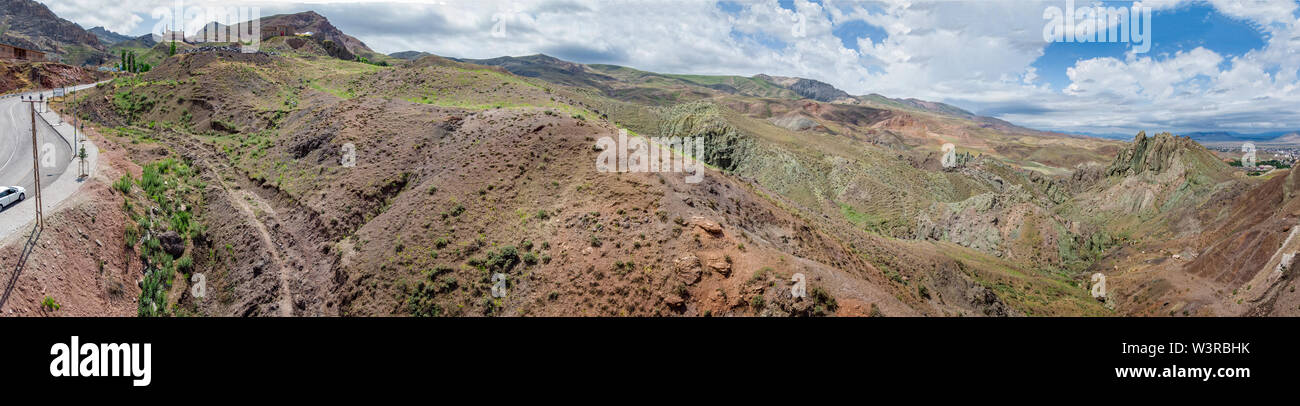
189;223;206;242
484;246;520;273
170;210;192;235
124;223;139;248
176;255;193;274
406;266;457;317
138;267;174;317
810;287;839;316
41;296;61;311
113;175;134;195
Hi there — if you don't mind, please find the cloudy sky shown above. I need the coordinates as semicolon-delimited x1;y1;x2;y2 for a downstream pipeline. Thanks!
38;0;1300;136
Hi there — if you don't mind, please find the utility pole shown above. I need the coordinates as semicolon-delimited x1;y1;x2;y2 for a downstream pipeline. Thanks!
71;87;77;162
71;87;86;179
22;96;44;229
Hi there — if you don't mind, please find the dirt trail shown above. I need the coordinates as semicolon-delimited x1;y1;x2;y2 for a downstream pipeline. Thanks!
220;182;295;316
167;133;338;316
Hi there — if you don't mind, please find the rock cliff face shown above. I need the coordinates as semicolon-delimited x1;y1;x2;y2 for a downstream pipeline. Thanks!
769;114;819;132
1106;131;1209;177
260;11;375;57
658;101;753;172
754;74;851;102
0;0;107;65
788;78;851;102
1091;131;1234;219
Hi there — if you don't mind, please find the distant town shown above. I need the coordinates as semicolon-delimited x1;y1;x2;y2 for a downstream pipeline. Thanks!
1210;145;1299;175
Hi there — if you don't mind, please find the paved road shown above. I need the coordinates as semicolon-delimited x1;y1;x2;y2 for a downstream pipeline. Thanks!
0;85;94;210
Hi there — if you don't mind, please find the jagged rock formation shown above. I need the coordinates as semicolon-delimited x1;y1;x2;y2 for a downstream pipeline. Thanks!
1080;131;1234;219
1106;131;1209;177
755;74;851;102
260;11;376;57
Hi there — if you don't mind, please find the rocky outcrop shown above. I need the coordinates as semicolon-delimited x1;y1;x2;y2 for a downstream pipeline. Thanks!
1284;162;1300;200
260;11;376;57
931;260;1016;316
1106;131;1205;177
659;101;752;172
690;216;724;235
914;192;1015;255
787;78;850;102
769;114;819;132
312;36;355;61
1090;131;1235;219
755;74;851;102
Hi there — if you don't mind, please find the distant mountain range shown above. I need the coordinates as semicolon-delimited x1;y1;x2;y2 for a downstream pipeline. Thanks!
15;0;1292;145
89;27;157;51
87;26;134;46
452;53;1056;138
1180;131;1300;144
1081;130;1300;146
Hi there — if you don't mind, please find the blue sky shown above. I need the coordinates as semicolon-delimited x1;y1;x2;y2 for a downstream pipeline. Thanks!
42;0;1300;135
1030;1;1269;91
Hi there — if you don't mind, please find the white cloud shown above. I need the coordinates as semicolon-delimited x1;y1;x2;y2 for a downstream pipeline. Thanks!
1205;0;1299;26
41;0;150;34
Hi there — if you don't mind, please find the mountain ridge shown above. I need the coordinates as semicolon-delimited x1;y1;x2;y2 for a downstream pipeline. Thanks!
458;53;1061;138
0;0;107;65
88;26;134;46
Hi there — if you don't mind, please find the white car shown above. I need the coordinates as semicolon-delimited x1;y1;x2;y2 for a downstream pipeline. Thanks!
0;186;26;209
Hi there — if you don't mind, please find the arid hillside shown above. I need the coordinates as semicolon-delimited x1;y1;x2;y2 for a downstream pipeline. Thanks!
7;6;1281;317
58;50;870;316
44;33;1133;318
